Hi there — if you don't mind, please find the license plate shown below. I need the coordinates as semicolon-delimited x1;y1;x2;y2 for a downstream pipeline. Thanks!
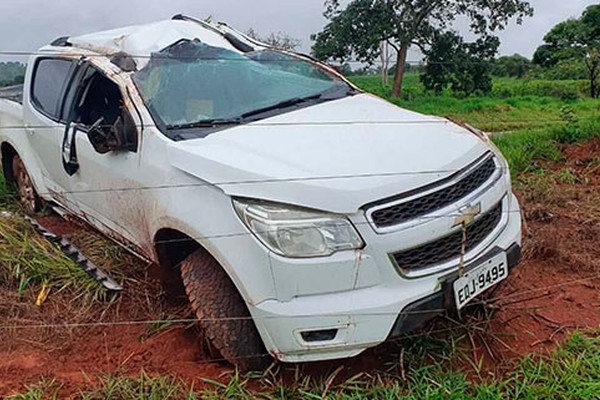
453;252;508;310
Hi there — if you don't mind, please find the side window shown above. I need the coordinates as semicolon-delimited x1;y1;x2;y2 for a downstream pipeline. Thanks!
68;66;138;153
31;58;74;121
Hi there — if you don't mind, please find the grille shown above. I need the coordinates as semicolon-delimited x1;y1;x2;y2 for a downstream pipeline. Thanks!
370;157;497;228
392;202;503;272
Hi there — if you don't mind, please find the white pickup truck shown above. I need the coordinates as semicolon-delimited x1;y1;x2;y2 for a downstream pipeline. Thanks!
0;16;521;370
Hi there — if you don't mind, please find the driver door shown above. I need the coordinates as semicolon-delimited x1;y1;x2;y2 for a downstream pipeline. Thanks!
61;63;145;251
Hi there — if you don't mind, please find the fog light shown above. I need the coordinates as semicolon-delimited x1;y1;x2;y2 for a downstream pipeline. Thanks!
300;329;338;342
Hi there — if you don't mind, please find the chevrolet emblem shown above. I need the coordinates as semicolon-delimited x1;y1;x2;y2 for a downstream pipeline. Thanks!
453;203;482;227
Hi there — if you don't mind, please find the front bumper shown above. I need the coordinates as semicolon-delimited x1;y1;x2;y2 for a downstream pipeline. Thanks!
250;194;522;363
387;242;521;338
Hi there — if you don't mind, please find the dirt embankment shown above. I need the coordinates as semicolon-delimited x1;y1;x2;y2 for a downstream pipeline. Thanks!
1;141;599;396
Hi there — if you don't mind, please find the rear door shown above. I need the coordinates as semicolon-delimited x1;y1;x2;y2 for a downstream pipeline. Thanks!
23;57;79;205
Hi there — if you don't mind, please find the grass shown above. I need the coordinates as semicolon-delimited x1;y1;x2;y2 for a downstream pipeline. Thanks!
6;331;600;399
0;170;137;302
491;115;600;175
0;213;108;301
5;374;197;400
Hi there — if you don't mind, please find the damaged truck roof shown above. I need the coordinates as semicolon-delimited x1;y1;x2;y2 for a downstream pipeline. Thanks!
53;17;263;70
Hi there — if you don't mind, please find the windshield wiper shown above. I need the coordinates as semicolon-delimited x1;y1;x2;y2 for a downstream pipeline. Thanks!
166;118;242;130
241;94;322;119
241;86;355;120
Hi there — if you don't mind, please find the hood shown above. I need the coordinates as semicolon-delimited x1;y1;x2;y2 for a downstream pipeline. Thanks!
167;94;490;213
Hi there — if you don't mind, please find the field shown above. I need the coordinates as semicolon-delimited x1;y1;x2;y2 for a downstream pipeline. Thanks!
1;75;600;398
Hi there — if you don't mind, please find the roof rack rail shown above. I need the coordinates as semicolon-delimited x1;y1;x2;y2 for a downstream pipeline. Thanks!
171;14;255;53
172;14;223;36
216;21;270;48
50;36;72;47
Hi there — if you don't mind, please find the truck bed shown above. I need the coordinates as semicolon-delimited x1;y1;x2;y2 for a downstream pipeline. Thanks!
0;84;24;105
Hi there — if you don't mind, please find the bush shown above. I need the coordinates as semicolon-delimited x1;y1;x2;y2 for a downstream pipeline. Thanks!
491;54;532;78
492;78;585;100
552;114;600;144
493;129;562;174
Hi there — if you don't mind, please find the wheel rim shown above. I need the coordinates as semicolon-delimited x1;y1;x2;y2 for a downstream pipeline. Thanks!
13;157;37;213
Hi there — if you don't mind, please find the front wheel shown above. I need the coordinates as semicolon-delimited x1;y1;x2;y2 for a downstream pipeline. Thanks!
180;249;273;371
12;154;42;214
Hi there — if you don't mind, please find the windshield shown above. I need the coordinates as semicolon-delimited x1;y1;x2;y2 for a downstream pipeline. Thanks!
133;39;352;138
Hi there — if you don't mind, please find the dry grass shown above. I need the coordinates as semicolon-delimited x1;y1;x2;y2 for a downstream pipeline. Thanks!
515;143;600;273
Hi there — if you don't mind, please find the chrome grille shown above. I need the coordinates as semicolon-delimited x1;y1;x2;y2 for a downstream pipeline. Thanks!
392;202;503;272
370;156;496;229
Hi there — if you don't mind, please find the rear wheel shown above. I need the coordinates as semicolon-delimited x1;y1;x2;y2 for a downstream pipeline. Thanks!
180;249;273;371
12;155;42;214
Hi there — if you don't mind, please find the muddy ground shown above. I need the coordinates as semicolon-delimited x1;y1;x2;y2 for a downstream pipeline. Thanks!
0;141;599;396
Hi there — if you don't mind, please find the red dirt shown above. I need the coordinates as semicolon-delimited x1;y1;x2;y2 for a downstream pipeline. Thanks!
0;327;231;394
0;214;233;395
1;140;600;396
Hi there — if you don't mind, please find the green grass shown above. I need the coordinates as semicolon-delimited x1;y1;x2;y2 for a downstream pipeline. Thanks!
0;170;131;301
491;77;589;100
0;212;107;300
7;332;600;399
491;115;600;175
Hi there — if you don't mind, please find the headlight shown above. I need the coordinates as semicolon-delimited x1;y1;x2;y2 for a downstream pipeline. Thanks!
233;198;365;258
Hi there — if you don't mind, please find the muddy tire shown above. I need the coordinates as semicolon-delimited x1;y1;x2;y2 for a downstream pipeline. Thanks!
12;155;42;214
180;249;272;371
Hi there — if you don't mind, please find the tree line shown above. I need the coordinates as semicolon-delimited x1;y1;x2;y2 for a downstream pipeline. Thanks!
3;7;598;99
0;62;26;88
311;1;600;99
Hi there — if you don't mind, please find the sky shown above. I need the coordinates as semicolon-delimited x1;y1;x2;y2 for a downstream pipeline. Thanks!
0;0;597;64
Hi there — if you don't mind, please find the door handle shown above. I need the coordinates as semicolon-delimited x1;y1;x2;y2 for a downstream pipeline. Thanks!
25;124;35;136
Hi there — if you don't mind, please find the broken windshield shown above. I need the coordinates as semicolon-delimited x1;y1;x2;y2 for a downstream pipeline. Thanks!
133;39;353;139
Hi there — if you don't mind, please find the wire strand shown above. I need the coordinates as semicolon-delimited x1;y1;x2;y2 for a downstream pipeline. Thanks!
0;50;509;66
2;208;524;246
0;271;597;331
0;116;595;131
0;165;512;199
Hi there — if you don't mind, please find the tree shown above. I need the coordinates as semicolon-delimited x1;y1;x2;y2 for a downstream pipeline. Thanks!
420;31;462;95
452;36;499;96
379;41;393;85
0;62;26;88
421;31;499;96
312;0;533;98
246;28;302;51
491;54;531;78
533;4;600;98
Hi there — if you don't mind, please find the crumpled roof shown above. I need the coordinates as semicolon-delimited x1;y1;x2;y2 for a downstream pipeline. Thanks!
68;20;239;69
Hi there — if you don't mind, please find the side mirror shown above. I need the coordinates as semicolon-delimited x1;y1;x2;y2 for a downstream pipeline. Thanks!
87;112;138;154
87;117;112;154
